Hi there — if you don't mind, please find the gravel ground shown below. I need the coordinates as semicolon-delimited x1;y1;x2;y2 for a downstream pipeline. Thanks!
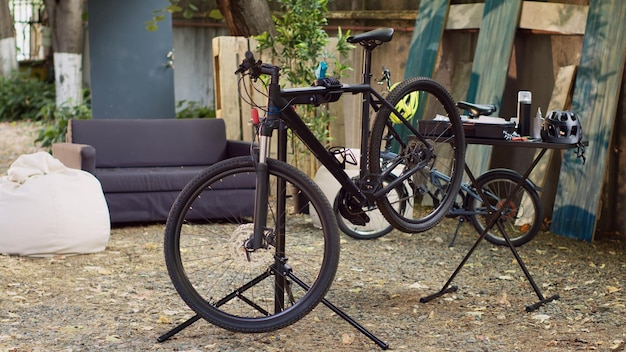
1;121;625;351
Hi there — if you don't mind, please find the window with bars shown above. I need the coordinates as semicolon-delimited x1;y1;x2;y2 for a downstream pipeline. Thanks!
9;0;46;61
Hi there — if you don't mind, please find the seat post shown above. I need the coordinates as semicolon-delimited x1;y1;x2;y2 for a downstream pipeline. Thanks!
358;46;375;179
361;45;374;85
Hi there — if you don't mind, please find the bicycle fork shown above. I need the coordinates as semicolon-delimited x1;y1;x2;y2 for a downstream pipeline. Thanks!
250;116;273;251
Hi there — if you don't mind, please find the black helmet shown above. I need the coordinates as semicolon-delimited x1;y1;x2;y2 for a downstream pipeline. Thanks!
541;110;582;144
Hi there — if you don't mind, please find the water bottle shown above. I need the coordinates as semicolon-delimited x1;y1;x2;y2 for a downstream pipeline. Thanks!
517;91;532;136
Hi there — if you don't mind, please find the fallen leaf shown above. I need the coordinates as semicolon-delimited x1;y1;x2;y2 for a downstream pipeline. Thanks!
498;292;511;307
607;286;620;294
532;314;550;322
157;315;170;324
144;242;158;251
341;333;356;345
409;282;429;289
105;335;121;342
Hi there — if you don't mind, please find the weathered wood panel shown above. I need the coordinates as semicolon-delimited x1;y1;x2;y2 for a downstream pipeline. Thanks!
519;2;587;34
446;3;483;30
616;74;626;232
403;0;449;80
534;65;578;219
464;0;523;176
213;36;247;140
551;1;626;241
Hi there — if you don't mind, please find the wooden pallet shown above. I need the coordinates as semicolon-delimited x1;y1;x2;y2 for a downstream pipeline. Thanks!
550;1;626;241
213;36;253;141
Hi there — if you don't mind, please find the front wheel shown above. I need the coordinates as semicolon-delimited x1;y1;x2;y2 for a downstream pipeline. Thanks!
164;156;340;333
368;77;465;233
466;169;543;247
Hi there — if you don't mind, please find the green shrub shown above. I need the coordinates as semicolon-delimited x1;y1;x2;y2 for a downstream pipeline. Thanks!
255;0;353;176
0;72;55;121
176;100;216;119
35;92;92;150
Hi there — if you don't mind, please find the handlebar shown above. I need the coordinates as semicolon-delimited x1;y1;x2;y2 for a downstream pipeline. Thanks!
235;51;276;78
235;51;343;106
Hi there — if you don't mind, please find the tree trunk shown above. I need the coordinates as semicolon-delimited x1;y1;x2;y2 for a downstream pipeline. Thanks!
44;0;84;107
216;0;275;36
0;1;18;77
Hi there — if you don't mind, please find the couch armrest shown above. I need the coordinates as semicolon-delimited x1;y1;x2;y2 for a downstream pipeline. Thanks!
226;140;254;158
52;143;97;174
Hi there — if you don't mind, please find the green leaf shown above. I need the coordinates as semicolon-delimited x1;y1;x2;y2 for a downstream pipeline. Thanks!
145;23;159;32
165;5;183;13
182;9;194;19
208;9;223;20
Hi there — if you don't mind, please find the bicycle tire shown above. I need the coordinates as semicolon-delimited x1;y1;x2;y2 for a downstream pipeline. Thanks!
466;169;543;247
334;173;408;240
164;156;340;333
368;77;465;233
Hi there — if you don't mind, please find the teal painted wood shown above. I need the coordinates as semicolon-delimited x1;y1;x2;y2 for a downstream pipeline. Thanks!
403;0;450;80
397;0;449;151
464;0;522;176
550;0;626;242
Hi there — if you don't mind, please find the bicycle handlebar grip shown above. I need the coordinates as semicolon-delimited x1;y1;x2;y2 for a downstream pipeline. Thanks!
235;51;258;74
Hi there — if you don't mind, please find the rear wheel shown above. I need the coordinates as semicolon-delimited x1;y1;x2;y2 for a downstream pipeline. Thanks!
369;77;465;233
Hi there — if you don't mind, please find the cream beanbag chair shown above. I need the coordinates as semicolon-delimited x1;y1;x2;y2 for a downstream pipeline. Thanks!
0;152;110;257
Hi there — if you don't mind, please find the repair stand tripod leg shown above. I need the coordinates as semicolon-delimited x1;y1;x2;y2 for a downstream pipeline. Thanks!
288;273;389;349
494;220;559;312
157;275;390;349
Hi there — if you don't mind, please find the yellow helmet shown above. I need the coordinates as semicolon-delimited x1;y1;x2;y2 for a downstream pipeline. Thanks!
389;82;419;124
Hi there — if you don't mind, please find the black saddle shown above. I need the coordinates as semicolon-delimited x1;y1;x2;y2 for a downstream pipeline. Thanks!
347;28;394;46
457;101;497;118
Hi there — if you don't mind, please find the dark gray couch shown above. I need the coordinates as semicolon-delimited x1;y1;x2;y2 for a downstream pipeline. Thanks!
52;118;255;223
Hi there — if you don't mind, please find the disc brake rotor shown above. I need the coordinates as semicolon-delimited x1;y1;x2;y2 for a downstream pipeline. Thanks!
231;223;275;269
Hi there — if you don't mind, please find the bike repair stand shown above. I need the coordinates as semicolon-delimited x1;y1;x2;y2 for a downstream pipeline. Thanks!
420;159;560;312
158;121;389;350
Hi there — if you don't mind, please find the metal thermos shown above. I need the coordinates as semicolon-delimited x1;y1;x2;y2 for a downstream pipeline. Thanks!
517;91;532;136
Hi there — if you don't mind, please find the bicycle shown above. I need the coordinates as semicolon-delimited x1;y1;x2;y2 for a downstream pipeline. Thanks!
343;101;543;246
162;27;465;335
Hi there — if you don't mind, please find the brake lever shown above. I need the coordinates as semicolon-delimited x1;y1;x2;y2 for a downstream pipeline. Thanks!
235;51;259;75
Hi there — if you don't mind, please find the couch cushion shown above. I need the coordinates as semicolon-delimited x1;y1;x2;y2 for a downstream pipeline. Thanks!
95;166;256;193
96;166;206;193
105;189;255;223
69;118;228;168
